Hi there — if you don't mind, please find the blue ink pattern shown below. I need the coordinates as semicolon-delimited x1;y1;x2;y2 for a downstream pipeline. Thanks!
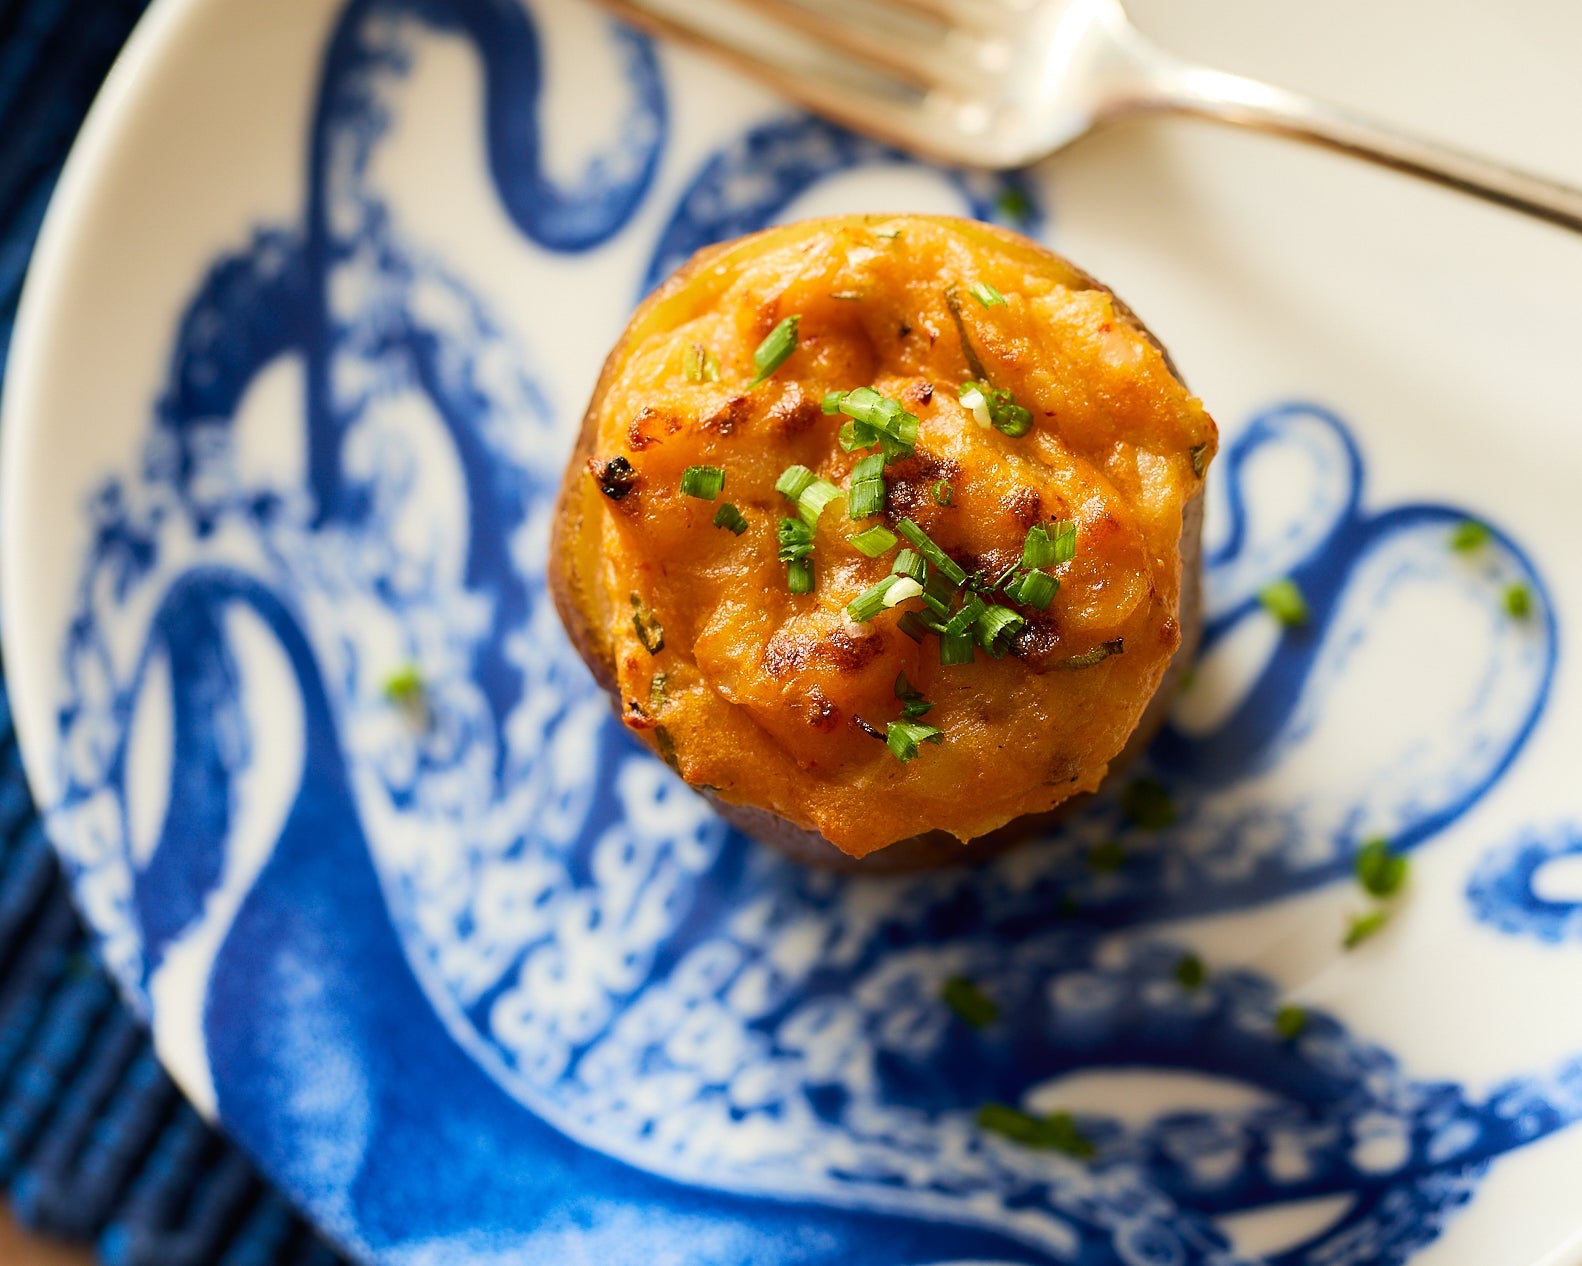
1467;824;1582;943
36;1;1573;1264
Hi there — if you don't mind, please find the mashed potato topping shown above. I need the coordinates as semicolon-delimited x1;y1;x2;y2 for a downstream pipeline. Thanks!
552;215;1215;857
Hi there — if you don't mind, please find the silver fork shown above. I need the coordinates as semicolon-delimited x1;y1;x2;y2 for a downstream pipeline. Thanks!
592;0;1582;235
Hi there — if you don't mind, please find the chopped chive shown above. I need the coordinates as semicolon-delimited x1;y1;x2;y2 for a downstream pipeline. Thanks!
1055;639;1125;670
777;516;815;562
992;397;1032;437
1354;837;1408;899
749;315;800;387
684;343;719;383
1022;524;1057;569
1086;840;1127;872
824;386;920;460
933;480;954;506
1259;577;1308;627
884;577;924;607
850;524;899;557
630;593;665;655
787;558;814;594
680;465;725;500
976;1103;1094;1159
959;381;993;429
991;562;1022;592
892;549;927;583
1009;570;1059;611
968;281;1007;308
775;464;817;502
798;478;842;528
1505;583;1533;619
875;227;901;241
941;976;998;1027
944;594;988;637
896;519;967;586
712;502;749;535
1174;953;1206;990
995;185;1032;223
649;672;668;711
974;605;1025;657
847;575;901;623
1343;908;1389;950
848;452;887;519
886;719;944;762
940;632;975;666
922;570;956;617
1274;1005;1308;1040
1050;520;1078;564
894;671;933;720
1121;777;1174;830
1190;442;1209;477
822;390;847;415
897;611;931;643
653;725;680;772
384;663;424;706
1450;519;1491;553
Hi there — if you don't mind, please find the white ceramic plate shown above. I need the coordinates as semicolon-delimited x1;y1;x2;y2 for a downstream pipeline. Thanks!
5;0;1582;1262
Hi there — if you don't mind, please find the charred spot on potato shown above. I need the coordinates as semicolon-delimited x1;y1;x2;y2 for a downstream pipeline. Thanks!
1000;486;1042;529
903;381;934;409
765;382;820;438
898;319;912;339
591;455;638;500
800;686;841;732
815;627;885;673
851;715;886;740
627;405;682;451
762;632;810;680
703;393;752;435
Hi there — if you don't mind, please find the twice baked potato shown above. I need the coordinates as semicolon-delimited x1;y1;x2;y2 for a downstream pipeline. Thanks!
551;215;1215;867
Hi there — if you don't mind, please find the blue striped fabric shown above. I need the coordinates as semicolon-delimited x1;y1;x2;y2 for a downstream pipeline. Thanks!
0;2;347;1262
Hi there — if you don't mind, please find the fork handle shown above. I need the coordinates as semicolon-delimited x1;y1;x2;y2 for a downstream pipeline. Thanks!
1134;62;1582;236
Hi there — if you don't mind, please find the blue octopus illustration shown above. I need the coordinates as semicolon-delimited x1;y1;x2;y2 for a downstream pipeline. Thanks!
42;1;1573;1264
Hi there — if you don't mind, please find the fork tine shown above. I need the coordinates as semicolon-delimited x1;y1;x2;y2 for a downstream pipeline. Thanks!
723;0;977;94
593;0;990;167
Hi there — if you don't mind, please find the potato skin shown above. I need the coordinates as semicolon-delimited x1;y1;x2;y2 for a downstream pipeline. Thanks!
551;215;1215;866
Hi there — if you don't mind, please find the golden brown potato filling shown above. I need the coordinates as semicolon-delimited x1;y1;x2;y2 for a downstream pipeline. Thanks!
554;215;1215;857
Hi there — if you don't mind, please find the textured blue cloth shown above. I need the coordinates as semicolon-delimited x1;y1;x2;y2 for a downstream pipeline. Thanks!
0;2;346;1262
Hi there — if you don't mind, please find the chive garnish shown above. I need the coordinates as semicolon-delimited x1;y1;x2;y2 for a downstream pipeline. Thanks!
797;478;842;528
974;605;1024;657
775;464;817;502
1022;523;1057;569
1050;520;1078;563
995;185;1032;223
850;524;898;557
630;593;665;654
895;519;967;586
1054;639;1124;670
933;480;953;506
968;281;1007;308
1354;837;1408;899
1343;909;1389;950
847;575;901;623
680;465;725;500
749;315;801;387
848;452;887;519
1087;840;1126;872
1190;443;1209;477
1009;570;1059;611
713;502;748;535
940;632;975;666
824;386;920;461
1259;577;1308;627
943;286;990;382
976;1104;1094;1159
1450;519;1491;553
777;516;814;562
684;343;720;383
886;719;944;762
892;548;927;583
384;663;424;706
884;577;924;607
1121;778;1174;830
897;612;931;643
894;671;933;720
1174;953;1206;990
649;674;668;713
787;558;814;594
943;594;988;637
922;569;957;616
1505;583;1533;619
1274;1005;1308;1040
941;976;997;1027
959;380;1032;437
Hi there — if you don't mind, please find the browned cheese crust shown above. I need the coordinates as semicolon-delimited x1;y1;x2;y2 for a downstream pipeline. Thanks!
551;215;1216;863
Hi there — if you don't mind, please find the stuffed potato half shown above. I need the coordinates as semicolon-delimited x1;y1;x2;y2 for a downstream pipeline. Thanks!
551;215;1215;864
